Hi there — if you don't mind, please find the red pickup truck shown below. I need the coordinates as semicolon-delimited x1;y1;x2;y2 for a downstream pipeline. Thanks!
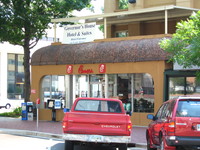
62;97;132;150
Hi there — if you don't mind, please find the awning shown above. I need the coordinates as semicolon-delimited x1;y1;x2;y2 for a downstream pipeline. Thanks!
51;5;199;24
31;35;170;66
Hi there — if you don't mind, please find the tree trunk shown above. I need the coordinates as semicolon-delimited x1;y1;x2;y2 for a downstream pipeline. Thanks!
23;42;31;102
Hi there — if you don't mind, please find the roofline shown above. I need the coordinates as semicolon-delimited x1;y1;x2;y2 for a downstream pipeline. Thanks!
51;5;199;23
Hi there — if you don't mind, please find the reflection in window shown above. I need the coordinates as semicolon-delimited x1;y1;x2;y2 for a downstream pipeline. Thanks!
169;77;200;99
75;99;122;113
41;75;66;108
108;73;154;113
7;54;24;99
75;75;89;98
133;74;154;113
115;31;128;37
90;74;105;98
119;0;128;9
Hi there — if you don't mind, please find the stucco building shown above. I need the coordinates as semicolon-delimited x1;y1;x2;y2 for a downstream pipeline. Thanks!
30;0;200;126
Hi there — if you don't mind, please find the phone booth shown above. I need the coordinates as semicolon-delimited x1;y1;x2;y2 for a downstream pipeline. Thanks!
21;102;28;120
47;99;63;121
27;102;33;121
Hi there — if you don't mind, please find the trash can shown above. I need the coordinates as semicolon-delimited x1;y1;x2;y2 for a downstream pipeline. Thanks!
27;102;33;121
21;102;28;120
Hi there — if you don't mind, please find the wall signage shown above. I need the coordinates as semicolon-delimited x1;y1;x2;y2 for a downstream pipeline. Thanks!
78;65;93;74
99;64;106;73
31;89;36;94
66;64;106;74
66;65;73;74
63;23;96;44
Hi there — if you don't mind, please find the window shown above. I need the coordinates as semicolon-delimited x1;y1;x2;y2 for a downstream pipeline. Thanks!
119;0;128;9
169;77;200;99
108;73;154;113
7;54;24;99
75;75;89;98
90;74;105;98
176;100;200;117
75;99;122;113
133;74;154;113
115;31;128;37
41;75;66;108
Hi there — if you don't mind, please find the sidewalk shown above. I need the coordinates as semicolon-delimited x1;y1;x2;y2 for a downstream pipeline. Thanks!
0;117;147;146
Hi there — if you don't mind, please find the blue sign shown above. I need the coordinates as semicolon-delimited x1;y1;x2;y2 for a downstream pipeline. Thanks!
54;100;61;109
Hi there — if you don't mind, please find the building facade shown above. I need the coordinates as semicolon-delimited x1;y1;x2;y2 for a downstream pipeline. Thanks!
0;38;54;103
30;0;200;126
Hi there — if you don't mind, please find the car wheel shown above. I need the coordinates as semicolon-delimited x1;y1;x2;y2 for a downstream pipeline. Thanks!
159;136;176;150
118;144;127;150
5;104;11;109
147;134;156;150
65;140;74;150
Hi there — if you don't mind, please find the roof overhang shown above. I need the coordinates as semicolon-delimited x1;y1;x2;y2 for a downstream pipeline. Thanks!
51;5;199;25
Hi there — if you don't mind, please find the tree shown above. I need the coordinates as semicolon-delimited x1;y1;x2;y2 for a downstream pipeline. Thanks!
159;11;200;79
0;0;92;102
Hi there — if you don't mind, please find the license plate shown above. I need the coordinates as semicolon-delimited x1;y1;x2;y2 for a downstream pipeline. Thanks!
197;124;200;131
89;135;104;142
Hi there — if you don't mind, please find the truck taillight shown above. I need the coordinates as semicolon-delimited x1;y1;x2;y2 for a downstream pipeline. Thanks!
127;123;132;131
167;121;175;136
63;121;67;129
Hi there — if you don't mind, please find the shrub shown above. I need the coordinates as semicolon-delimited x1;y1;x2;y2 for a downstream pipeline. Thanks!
0;107;22;118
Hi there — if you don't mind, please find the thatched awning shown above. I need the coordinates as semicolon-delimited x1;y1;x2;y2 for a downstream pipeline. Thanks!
31;36;169;66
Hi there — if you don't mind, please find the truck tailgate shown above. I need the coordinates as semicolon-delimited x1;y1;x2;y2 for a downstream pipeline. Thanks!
63;112;130;136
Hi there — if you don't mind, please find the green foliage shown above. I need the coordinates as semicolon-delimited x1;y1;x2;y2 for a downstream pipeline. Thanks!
159;11;200;69
0;0;92;46
0;0;92;101
0;107;22;118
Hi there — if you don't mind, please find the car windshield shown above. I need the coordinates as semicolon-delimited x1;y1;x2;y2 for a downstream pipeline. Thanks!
176;100;200;117
75;100;122;113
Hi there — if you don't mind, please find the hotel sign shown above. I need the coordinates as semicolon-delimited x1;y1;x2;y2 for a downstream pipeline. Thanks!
63;23;96;44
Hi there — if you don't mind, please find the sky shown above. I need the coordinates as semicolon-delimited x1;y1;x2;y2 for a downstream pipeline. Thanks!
73;0;104;16
47;0;104;41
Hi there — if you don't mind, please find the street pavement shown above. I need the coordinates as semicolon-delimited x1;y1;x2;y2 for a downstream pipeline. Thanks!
0;117;147;149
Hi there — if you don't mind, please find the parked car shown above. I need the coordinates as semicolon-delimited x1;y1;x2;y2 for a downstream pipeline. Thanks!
62;97;132;150
0;100;11;109
146;96;200;150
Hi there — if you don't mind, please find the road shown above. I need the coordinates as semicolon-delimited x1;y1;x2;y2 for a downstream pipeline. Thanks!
0;134;146;150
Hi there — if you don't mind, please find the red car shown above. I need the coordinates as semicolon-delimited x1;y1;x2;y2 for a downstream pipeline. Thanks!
146;96;200;150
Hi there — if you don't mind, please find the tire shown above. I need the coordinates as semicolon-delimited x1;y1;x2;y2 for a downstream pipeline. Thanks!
118;144;127;150
147;134;157;150
5;104;11;109
159;136;176;150
65;140;74;150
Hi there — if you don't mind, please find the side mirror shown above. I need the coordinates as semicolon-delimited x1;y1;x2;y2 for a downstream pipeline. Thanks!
63;108;70;113
147;114;156;120
126;111;132;116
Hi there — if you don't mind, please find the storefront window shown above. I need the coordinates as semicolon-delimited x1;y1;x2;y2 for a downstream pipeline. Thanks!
90;74;105;98
169;77;200;99
108;73;154;113
75;75;89;98
133;74;154;113
41;75;66;108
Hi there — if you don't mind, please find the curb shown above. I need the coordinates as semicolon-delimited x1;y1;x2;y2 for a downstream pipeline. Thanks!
135;143;147;148
0;128;62;140
0;128;147;149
